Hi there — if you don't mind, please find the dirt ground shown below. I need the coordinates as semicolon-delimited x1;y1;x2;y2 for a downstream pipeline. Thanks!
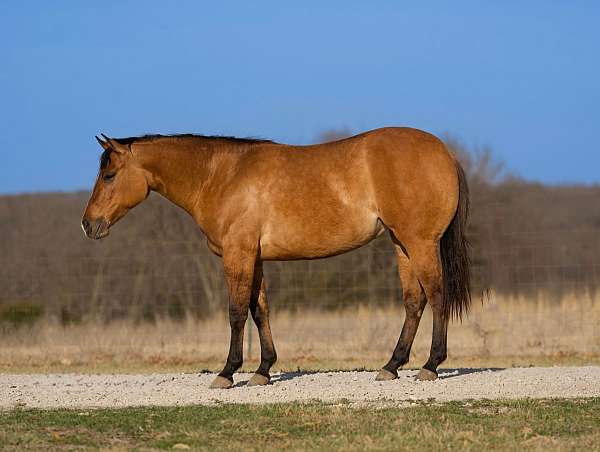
2;366;599;409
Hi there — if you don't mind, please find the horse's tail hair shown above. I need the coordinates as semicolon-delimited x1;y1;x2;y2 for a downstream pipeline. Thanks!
440;158;471;321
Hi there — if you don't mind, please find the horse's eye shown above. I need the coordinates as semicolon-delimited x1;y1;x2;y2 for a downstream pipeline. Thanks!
103;172;116;182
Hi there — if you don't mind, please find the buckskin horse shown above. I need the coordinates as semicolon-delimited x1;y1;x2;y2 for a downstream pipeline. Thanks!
82;127;471;388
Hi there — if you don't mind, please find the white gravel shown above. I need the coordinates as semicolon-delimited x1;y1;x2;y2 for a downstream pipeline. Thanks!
1;367;599;409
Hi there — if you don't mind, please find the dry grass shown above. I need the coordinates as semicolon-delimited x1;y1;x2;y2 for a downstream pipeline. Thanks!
1;292;599;373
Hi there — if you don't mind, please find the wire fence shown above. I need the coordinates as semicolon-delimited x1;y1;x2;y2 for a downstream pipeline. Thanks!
2;231;599;323
3;187;600;366
2;187;600;326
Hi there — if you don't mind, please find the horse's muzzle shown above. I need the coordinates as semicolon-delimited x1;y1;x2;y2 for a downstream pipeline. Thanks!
81;217;110;240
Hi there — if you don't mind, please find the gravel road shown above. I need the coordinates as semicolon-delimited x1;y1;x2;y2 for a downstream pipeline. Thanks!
1;367;599;409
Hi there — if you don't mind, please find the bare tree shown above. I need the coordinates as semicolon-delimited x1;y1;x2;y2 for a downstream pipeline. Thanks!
316;128;353;144
443;135;508;186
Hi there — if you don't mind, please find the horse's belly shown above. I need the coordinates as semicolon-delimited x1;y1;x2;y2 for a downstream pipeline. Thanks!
259;213;385;260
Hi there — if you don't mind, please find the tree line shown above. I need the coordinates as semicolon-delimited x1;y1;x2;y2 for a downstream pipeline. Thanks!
1;133;598;324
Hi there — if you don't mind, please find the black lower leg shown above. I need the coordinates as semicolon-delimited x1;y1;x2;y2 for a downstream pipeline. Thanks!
256;347;277;377
218;309;247;381
250;304;277;377
423;311;448;375
384;332;413;375
383;302;425;375
248;265;277;379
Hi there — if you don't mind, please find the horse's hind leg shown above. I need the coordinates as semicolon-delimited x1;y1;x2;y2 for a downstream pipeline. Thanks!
408;239;448;381
246;262;277;386
210;242;258;389
376;237;427;380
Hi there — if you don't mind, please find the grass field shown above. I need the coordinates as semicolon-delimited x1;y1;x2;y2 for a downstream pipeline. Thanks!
1;399;599;450
1;292;599;373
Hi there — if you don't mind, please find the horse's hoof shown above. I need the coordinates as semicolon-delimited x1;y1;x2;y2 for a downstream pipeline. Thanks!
247;373;270;386
416;368;438;381
209;375;233;389
375;369;397;381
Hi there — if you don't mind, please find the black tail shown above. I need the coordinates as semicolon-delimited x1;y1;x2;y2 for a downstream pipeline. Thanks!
440;159;471;321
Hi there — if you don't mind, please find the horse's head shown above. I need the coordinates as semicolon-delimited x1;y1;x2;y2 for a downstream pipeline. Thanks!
81;134;150;239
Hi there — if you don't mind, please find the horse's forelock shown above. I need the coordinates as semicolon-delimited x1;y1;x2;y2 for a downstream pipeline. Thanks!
100;149;112;170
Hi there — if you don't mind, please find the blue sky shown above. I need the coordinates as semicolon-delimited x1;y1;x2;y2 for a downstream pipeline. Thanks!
1;1;599;193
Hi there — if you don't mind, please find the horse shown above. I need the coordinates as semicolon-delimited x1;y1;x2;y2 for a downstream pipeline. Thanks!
82;127;471;389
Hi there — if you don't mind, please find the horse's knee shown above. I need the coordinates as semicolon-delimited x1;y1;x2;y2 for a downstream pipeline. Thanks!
229;306;248;328
404;294;426;315
250;308;268;325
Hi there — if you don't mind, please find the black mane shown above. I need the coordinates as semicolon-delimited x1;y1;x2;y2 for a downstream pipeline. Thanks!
99;134;273;169
112;134;274;146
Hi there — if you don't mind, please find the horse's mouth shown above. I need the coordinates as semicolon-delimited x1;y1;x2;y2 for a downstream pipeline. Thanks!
81;218;110;240
93;228;110;240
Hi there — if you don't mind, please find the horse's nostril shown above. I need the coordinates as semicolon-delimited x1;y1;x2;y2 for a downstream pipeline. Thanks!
81;218;91;235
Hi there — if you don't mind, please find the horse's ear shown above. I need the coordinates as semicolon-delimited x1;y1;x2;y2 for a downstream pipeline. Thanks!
95;135;111;151
99;133;128;154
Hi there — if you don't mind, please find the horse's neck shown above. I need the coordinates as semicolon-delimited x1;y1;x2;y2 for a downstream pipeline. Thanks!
140;141;240;221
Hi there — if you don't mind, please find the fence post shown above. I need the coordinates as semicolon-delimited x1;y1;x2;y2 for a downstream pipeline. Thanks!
246;320;253;360
367;244;374;307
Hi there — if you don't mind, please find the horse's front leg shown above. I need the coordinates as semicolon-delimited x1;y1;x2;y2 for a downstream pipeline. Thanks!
209;243;258;389
247;262;277;386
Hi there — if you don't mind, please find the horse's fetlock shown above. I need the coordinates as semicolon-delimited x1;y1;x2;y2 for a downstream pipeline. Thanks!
267;352;277;366
432;351;447;365
228;359;243;371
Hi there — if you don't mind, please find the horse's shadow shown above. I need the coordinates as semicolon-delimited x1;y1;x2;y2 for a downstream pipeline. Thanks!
437;367;504;380
229;371;314;387
264;367;505;384
270;370;320;384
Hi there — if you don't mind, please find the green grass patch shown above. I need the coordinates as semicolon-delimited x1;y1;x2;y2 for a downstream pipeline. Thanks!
1;398;599;450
